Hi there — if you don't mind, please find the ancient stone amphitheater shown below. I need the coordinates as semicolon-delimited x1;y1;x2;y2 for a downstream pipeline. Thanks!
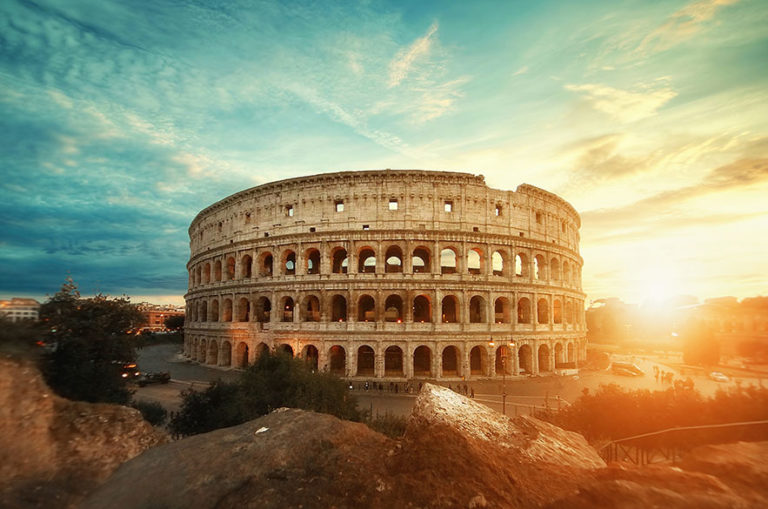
184;170;586;380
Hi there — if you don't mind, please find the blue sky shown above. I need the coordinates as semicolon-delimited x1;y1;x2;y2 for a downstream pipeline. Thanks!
1;0;766;305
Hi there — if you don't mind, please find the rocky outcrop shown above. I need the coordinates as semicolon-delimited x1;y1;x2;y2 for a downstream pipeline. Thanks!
0;356;168;509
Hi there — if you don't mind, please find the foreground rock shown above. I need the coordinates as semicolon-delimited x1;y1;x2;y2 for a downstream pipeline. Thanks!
84;384;606;508
0;356;168;509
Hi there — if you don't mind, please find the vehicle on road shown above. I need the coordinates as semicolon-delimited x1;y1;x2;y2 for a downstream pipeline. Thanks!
611;361;644;376
137;371;171;387
121;362;141;379
709;371;729;383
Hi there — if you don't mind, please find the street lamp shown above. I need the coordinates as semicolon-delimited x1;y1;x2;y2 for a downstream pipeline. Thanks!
490;339;516;415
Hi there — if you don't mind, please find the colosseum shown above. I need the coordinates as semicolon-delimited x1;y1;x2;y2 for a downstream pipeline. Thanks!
184;170;586;380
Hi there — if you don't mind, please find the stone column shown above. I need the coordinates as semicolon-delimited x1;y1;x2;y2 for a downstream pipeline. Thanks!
462;344;470;380
404;241;413;273
405;347;414;379
513;346;520;375
375;347;384;378
533;341;540;375
488;346;496;377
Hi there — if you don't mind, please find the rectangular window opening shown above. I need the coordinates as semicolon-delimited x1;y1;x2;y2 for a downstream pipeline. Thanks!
536;212;542;224
264;232;270;238
389;199;398;210
362;224;370;230
473;226;479;232
444;200;453;212
286;205;294;217
309;227;316;233
335;200;344;212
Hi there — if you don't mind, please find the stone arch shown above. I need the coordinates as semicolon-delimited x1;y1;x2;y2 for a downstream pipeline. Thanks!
222;298;233;322
534;254;546;280
329;345;346;375
302;344;319;370
226;256;235;280
385;346;404;376
237;297;250;322
384;294;403;322
494;297;510;323
283;250;296;275
357;294;376;322
302;295;320;322
441;345;460;377
518;344;533;374
515;253;528;278
278;344;294;356
241;254;253;279
467;248;483;275
565;301;573;324
255;342;269;360
495;345;513;375
255;296;271;322
358;247;376;273
440;247;458;274
469;295;487;323
210;298;219;322
550;258;560;282
567;342;575;363
281;296;295;322
200;301;208;322
203;262;211;284
470;345;488;375
413;345;432;376
214;260;222;282
331;247;348;274
492;250;505;277
385;245;403;273
553;299;562;324
537;298;549;324
195;265;202;286
517;297;531;324
412;246;431;273
413;294;432;322
441;295;459;323
207;340;219;365
538;344;551;372
235;342;249;368
259;252;273;277
331;294;347;321
199;339;207;362
554;342;565;368
305;248;321;275
357;345;375;376
220;340;232;367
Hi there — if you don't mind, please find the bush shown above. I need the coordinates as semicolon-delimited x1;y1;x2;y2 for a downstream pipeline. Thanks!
365;412;407;438
132;400;168;427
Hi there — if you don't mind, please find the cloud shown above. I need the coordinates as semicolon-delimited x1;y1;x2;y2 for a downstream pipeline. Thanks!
388;21;439;88
512;65;529;77
637;0;740;54
565;82;677;122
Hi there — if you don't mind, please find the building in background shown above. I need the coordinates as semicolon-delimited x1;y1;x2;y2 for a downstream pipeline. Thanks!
0;298;41;322
137;303;185;331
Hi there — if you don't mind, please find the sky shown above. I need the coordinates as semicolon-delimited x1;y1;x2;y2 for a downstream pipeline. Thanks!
1;0;766;307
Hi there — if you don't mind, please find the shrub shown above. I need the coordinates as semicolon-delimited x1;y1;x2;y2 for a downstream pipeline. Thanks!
365;412;407;438
132;400;168;427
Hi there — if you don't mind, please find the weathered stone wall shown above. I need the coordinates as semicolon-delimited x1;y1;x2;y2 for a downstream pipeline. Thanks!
184;170;587;380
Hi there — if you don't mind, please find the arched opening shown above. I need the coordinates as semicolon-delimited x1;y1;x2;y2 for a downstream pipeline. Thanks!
358;248;376;273
305;249;321;275
302;345;319;371
554;343;564;368
494;297;510;323
567;342;575;362
469;295;487;323
241;255;253;279
331;295;347;322
203;263;211;284
256;297;271;322
384;294;403;322
235;343;249;368
331;248;348;274
470;346;487;375
195;266;201;286
563;262;571;286
495;345;512;375
412;247;431;273
538;344;551;372
537;298;549;324
385;246;403;273
208;341;219;365
255;342;269;361
385;346;404;376
518;345;533;374
550;258;560;282
440;248;457;274
517;298;531;324
329;345;346;375
413;295;432;322
357;345;375;376
214;260;222;282
515;253;528;278
222;298;232;322
282;297;294;322
226;257;235;280
467;248;482;275
283;250;296;275
211;299;219;322
357;295;376;322
441;295;459;323
199;339;207;362
566;301;574;324
200;301;208;322
237;297;250;322
553;299;562;324
259;253;273;277
302;295;320;322
413;346;432;376
279;344;294;357
492;251;505;276
220;341;232;367
441;346;460;377
534;255;546;280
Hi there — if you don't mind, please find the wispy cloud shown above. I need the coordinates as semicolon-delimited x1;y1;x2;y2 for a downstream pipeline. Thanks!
565;82;677;122
388;21;439;88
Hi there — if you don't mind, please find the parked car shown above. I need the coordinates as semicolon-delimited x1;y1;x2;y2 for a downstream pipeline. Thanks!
120;362;141;379
611;361;644;376
709;371;729;383
137;371;171;387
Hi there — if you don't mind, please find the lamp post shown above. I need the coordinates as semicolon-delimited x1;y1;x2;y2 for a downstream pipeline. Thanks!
490;339;516;415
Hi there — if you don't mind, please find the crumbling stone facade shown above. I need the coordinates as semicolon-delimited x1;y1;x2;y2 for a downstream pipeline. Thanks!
184;170;586;380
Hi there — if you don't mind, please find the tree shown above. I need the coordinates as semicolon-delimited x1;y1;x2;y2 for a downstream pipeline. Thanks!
164;314;185;331
681;320;720;366
38;278;145;404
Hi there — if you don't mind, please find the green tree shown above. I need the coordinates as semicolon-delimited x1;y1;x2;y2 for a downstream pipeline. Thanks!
164;314;185;331
39;278;145;405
